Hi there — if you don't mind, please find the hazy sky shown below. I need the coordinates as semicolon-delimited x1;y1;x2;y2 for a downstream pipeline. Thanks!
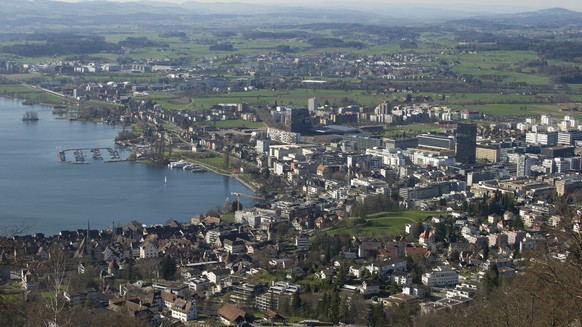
60;0;582;13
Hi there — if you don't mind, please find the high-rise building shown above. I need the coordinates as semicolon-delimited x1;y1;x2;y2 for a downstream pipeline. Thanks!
308;97;319;112
455;122;477;164
516;155;532;177
285;107;312;133
375;101;391;115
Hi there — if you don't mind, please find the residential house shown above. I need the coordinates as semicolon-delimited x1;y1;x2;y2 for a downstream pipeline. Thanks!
140;241;158;259
217;303;249;326
223;239;246;255
359;280;380;295
171;298;198;322
207;268;231;286
392;272;413;286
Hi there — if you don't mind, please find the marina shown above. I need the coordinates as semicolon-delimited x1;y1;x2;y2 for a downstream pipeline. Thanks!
0;96;254;235
57;147;129;164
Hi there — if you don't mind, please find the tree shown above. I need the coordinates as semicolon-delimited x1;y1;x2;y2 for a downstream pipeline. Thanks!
290;292;302;316
481;264;499;295
328;291;340;324
159;255;177;280
0;225;31;326
367;303;386;327
42;246;73;327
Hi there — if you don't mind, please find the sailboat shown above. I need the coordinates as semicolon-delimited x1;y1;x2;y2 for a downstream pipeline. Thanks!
164;176;167;184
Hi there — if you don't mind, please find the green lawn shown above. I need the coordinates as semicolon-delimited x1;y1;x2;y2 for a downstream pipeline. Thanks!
383;123;443;137
0;84;66;103
328;210;440;237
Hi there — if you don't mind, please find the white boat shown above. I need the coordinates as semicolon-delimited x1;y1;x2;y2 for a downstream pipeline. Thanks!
183;164;196;170
168;160;188;168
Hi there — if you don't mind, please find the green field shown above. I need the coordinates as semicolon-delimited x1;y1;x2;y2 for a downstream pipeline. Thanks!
328;210;440;237
0;84;66;104
447;50;551;85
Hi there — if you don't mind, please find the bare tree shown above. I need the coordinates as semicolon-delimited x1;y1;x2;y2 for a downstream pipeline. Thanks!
40;246;73;327
0;224;32;326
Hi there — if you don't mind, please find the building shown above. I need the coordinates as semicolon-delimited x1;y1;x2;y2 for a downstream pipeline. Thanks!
384;137;419;150
217;303;249;326
476;144;500;163
171;298;198;322
308;97;319;112
295;234;310;250
525;131;558;146
267;128;300;144
256;139;271;154
455;123;477;164
558;130;582;145
417;134;456;150
230;283;265;311
422;267;459;287
285;107;312;133
516;155;532;177
256;282;301;311
540;146;575;158
139;241;158;259
342;134;383;153
375;101;391;115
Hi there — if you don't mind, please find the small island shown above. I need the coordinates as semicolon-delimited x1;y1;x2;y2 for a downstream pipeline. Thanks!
22;111;39;121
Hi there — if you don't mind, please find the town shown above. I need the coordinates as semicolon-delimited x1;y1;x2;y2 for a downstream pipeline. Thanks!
2;3;582;327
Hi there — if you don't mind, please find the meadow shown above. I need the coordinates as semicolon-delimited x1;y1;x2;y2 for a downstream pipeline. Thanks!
327;210;440;237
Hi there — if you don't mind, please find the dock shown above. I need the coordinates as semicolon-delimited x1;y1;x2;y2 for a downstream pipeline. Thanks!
57;147;129;164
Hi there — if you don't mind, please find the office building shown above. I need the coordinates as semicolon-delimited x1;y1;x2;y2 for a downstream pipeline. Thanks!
455;123;477;165
516;155;532;177
417;134;456;150
285;107;312;133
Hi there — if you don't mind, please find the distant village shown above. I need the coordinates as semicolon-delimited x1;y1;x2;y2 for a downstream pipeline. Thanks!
2;51;582;326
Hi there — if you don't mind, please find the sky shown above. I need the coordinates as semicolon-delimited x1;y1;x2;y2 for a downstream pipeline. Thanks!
58;0;582;13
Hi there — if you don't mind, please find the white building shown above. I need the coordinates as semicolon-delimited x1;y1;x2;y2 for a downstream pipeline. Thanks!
171;298;198;322
525;131;558;146
139;241;158;259
422;267;459;287
295;234;310;250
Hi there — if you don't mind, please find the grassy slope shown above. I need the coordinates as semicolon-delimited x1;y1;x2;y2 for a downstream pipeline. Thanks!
328;210;440;237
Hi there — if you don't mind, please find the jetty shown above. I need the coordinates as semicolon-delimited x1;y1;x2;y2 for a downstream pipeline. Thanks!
57;147;130;164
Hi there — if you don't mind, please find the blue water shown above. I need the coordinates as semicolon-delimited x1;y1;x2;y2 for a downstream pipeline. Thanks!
0;97;253;235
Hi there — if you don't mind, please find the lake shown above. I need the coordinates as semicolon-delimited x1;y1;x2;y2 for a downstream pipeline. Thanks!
0;97;254;235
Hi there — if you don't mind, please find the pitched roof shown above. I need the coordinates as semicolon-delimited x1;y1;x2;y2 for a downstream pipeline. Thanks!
217;303;247;322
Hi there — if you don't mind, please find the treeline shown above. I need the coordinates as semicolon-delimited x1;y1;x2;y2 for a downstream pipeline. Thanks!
350;194;398;218
209;43;235;51
456;36;582;62
276;290;406;326
0;37;120;57
119;37;168;48
159;31;186;38
308;37;366;49
289;23;419;40
244;31;313;39
537;64;582;84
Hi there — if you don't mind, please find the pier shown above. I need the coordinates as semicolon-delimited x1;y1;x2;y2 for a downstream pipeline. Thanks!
57;147;129;164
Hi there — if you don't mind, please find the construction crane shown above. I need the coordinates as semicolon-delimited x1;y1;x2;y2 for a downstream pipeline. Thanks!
231;192;265;211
